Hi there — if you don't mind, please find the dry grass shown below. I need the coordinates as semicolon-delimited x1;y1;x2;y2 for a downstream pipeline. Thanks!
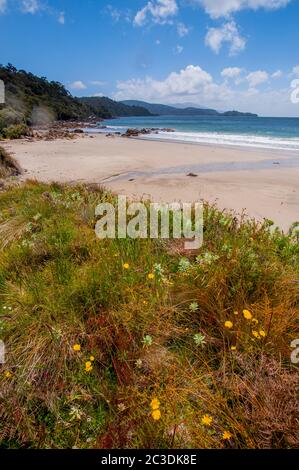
0;181;298;449
0;146;21;178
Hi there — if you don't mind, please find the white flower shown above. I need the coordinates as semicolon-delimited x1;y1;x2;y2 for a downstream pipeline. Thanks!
178;258;191;272
142;335;153;347
189;302;199;312
193;333;206;347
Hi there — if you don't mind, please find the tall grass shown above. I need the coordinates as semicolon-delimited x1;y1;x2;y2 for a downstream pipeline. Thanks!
0;181;298;448
0;146;21;178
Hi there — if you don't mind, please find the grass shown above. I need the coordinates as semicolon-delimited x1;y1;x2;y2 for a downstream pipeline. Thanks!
0;146;21;178
0;181;298;449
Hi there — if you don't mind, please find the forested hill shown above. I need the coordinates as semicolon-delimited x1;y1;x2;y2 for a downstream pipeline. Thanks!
78;97;153;117
121;100;258;117
0;64;108;126
0;65;151;129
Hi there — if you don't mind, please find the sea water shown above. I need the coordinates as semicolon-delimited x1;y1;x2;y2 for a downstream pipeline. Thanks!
90;115;299;152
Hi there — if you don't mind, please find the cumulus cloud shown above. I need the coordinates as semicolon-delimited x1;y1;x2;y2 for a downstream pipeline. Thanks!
196;0;291;19
221;67;243;79
134;0;178;26
246;70;269;87
272;70;283;78
69;81;87;90
114;65;213;102
205;21;246;55
112;63;296;116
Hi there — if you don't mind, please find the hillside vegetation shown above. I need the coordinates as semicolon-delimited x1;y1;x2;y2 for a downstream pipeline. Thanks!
0;181;298;449
0;64;109;129
0;65;151;139
121;100;258;117
79;97;153;118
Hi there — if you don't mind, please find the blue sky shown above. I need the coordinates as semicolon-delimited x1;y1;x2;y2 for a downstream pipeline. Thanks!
1;0;299;116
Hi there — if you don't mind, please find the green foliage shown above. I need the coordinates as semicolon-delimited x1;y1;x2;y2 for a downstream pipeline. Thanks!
0;64;111;126
79;96;153;117
0;182;298;449
0;124;31;140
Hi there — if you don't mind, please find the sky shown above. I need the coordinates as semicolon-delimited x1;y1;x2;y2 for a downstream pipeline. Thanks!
1;0;299;116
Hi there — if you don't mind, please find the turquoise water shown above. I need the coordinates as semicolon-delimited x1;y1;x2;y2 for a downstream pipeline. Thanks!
96;115;299;151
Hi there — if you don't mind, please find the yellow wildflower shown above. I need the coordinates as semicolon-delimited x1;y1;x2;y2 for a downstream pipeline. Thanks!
259;330;266;338
123;263;130;270
234;311;239;315
148;273;155;280
224;321;233;329
201;414;213;426
4;371;12;379
252;330;260;339
90;356;95;362
85;361;93;372
150;398;160;410
252;318;259;324
73;344;81;352
243;310;253;320
152;409;161;421
222;431;232;440
231;346;237;351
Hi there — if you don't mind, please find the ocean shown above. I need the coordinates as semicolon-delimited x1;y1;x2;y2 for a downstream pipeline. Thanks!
89;115;299;152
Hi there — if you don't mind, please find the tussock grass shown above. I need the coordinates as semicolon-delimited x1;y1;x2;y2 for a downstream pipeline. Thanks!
0;181;298;449
0;146;21;178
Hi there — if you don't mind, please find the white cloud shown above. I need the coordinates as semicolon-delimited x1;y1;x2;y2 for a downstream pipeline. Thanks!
205;21;246;55
221;67;243;78
114;65;213;102
21;0;41;14
272;70;283;78
196;0;291;19
175;45;184;54
69;81;87;90
106;5;131;23
292;65;299;77
246;70;269;87
134;0;178;26
58;12;65;24
177;22;190;37
0;0;7;14
112;64;298;116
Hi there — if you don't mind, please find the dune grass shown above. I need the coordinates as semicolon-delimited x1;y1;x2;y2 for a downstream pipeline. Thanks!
0;146;21;178
0;181;298;449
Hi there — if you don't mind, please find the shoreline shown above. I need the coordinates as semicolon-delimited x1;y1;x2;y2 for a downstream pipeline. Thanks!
2;133;299;231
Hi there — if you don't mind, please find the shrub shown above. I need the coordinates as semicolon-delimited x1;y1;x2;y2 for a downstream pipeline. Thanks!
0;124;32;140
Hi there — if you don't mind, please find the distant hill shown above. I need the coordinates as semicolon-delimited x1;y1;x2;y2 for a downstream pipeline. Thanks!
121;100;218;116
121;100;258;117
78;97;153;118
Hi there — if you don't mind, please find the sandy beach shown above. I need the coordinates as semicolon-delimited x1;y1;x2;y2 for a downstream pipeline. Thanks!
3;134;299;231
